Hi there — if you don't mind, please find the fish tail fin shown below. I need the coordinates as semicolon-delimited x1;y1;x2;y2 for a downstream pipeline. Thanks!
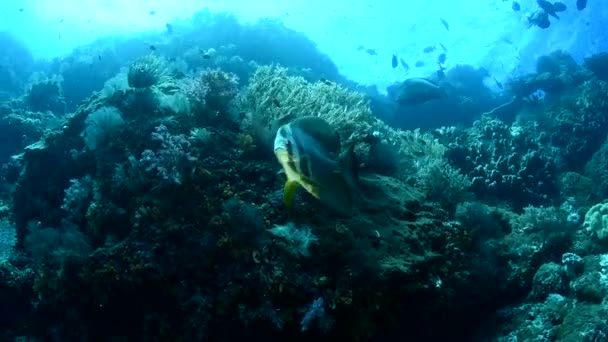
283;180;300;208
339;144;359;189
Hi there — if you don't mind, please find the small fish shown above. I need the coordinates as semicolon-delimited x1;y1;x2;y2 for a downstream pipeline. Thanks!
439;43;448;52
392;54;398;68
356;45;365;51
58;34;61;40
149;10;156;15
512;1;520;11
365;48;377;56
501;37;514;44
149;45;156;51
528;10;551;29
576;0;587;10
423;46;436;53
98;55;102;61
168;57;176;62
415;61;425;68
537;0;559;19
553;2;567;11
166;23;174;34
493;77;504;89
202;53;211;59
440;18;449;31
18;8;24;12
400;58;409;71
58;17;64;23
437;53;447;64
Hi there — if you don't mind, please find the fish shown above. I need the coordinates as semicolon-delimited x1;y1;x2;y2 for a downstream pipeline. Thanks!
553;2;567;11
365;48;377;56
273;116;358;216
392;54;398;68
423;46;436;53
537;0;559;19
58;17;64;23
440;18;449;31
493;77;504;89
18;8;24;12
512;1;520;11
356;45;365;51
400;58;409;71
149;45;156;51
528;10;551;29
58;34;61;40
439;43;448;52
98;55;102;61
149;10;156;15
166;23;174;34
576;0;587;10
437;68;446;79
415;61;425;67
396;77;448;106
437;53;447;64
202;53;211;59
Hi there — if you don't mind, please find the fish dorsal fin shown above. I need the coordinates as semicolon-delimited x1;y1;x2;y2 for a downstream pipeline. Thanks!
410;77;440;88
290;116;341;154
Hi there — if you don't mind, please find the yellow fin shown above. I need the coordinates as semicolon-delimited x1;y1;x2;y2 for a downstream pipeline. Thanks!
300;178;322;199
283;180;300;208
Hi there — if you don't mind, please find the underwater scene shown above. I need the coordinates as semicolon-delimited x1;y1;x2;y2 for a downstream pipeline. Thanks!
1;0;608;340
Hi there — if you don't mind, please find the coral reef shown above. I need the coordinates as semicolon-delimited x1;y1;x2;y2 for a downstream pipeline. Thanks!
507;50;592;99
1;10;608;342
445;114;558;209
584;52;608;81
127;54;168;89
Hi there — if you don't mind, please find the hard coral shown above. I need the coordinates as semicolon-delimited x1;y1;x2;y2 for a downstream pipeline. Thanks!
507;51;591;98
184;68;239;113
584;52;608;81
25;75;66;114
238;64;411;175
447;115;558;209
551;80;608;171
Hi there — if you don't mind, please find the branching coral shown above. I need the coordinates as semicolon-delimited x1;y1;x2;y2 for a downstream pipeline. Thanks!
238;64;443;180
